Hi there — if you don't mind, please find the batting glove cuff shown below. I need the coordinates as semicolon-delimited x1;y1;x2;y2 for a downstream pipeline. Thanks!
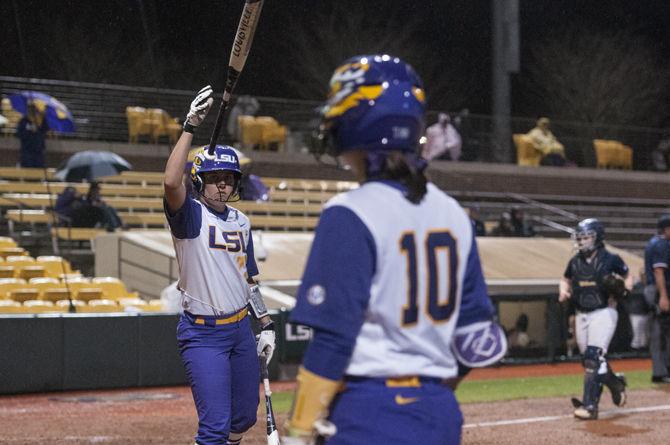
182;122;196;134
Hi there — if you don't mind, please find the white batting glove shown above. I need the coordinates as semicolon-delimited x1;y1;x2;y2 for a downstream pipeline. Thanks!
183;85;214;132
257;329;276;364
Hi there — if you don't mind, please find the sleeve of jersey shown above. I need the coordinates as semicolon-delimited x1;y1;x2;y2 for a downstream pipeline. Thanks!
651;242;669;269
245;230;259;277
289;205;376;343
456;235;495;327
563;258;574;279
612;255;630;276
163;197;201;239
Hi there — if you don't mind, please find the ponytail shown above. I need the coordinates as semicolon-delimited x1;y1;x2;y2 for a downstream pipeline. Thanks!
371;151;428;204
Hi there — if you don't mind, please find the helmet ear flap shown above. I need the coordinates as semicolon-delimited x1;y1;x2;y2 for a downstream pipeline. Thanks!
190;165;204;194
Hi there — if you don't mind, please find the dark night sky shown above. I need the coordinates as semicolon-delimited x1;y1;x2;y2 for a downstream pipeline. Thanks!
2;0;670;118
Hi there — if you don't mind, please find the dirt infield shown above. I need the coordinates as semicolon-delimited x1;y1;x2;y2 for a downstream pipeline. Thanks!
0;359;667;444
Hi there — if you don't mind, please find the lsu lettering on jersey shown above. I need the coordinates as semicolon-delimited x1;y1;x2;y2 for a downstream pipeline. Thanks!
290;180;494;379
165;197;258;316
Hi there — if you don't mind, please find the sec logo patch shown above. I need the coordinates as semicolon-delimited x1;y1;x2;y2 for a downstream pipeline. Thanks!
306;285;326;305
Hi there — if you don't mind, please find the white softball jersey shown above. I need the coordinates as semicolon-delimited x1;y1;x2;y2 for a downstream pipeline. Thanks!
291;181;494;380
165;197;258;316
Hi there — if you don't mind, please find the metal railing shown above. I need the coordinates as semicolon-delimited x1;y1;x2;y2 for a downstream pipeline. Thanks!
3;76;669;169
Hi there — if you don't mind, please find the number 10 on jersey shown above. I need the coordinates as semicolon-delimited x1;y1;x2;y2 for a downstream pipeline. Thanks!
400;231;458;325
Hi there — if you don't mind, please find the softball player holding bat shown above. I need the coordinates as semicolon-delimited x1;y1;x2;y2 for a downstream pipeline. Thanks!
164;86;276;445
559;218;632;420
283;55;507;445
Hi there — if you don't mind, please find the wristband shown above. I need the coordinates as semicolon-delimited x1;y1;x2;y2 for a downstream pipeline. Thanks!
183;121;196;134
261;320;275;332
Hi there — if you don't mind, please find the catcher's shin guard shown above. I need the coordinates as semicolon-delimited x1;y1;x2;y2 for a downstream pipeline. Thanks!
581;346;603;413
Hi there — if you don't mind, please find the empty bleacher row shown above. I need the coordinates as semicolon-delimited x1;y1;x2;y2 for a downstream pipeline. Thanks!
453;191;670;252
1;167;667;252
0;236;162;314
0;169;359;240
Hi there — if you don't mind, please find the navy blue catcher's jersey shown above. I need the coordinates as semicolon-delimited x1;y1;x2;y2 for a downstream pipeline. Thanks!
564;248;629;312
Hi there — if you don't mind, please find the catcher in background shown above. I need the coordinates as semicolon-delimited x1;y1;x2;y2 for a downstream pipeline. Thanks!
559;218;633;420
163;86;276;445
283;55;507;445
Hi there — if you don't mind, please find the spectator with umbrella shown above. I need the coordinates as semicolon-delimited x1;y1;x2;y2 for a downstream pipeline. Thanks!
16;102;49;168
9;91;76;168
55;150;131;231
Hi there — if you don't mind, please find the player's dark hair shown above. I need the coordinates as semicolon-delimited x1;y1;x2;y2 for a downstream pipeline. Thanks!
373;151;428;204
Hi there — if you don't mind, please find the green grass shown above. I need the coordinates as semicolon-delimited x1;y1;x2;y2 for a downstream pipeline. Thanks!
455;370;654;404
266;391;295;414
268;370;657;414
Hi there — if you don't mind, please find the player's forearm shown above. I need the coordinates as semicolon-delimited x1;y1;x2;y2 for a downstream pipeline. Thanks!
164;132;192;189
559;278;572;300
286;329;351;435
655;268;669;300
624;273;634;291
259;314;273;327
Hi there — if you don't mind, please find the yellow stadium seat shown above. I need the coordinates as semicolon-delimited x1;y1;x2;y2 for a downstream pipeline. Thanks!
593;139;632;169
0;299;22;313
0;278;28;299
55;299;86;310
55;278;95;300
126;106;153;143
147;108;181;144
42;288;75;303
18;265;46;281
75;288;104;303
81;299;121;313
28;277;61;298
239;115;263;145
0;266;15;278
513;134;541;167
256;116;287;151
58;272;84;280
36;256;74;277
147;299;165;312
91;277;139;301
4;256;35;270
0;236;18;249
0;247;27;257
9;288;40;303
22;299;62;313
119;297;149;312
60;276;91;286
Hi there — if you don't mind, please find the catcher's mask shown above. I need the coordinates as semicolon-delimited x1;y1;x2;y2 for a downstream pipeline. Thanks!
573;218;604;255
190;145;242;203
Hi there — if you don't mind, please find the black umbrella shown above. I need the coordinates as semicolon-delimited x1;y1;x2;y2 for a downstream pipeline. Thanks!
55;150;132;182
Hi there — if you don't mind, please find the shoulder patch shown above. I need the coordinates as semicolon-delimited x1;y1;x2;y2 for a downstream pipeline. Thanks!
306;284;326;306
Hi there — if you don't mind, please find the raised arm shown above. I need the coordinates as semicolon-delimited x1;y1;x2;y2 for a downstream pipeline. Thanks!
164;86;214;213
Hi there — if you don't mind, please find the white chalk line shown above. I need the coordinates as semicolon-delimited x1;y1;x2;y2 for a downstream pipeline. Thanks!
464;404;670;428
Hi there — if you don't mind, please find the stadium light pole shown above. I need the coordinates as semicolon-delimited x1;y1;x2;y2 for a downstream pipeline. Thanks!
11;0;29;75
137;0;160;86
491;0;519;163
